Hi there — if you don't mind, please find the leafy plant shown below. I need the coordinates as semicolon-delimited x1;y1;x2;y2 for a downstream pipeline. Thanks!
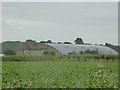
2;60;118;88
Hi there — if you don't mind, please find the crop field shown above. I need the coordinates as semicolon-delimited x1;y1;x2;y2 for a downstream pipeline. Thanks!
2;55;119;88
0;61;1;89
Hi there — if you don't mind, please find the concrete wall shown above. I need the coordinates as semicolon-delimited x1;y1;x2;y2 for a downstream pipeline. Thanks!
16;43;61;55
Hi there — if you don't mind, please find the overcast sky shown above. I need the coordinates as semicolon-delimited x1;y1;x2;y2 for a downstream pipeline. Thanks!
2;2;118;45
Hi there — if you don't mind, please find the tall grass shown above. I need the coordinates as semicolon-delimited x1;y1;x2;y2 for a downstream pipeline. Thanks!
1;54;119;61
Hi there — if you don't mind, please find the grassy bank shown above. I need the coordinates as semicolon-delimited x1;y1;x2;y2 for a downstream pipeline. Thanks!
1;54;119;61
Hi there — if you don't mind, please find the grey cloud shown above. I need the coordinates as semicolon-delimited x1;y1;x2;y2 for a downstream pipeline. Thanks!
2;2;118;45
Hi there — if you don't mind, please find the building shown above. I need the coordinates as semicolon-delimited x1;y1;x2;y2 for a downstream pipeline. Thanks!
16;43;118;55
16;43;61;55
47;44;118;55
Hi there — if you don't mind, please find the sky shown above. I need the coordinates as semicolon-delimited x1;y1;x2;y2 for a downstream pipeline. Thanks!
2;2;118;45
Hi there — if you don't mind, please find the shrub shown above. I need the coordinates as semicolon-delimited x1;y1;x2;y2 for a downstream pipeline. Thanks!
68;51;77;55
43;50;55;55
79;49;98;54
43;50;49;55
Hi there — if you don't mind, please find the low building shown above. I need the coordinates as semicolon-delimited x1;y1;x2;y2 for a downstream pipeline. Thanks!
16;43;118;55
16;43;61;55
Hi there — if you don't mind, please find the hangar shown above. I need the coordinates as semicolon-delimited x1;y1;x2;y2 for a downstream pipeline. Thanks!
16;43;118;55
47;44;118;55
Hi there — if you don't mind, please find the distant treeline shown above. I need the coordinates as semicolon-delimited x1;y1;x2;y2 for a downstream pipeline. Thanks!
0;38;120;54
105;43;120;54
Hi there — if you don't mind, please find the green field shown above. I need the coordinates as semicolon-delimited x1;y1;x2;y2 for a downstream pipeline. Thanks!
0;61;1;89
2;55;118;88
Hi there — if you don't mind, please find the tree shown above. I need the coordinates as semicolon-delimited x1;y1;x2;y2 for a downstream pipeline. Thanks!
74;38;84;44
105;43;109;46
105;43;120;54
4;50;16;55
57;42;62;44
43;50;55;55
26;39;36;43
63;42;72;44
47;40;52;43
40;41;47;43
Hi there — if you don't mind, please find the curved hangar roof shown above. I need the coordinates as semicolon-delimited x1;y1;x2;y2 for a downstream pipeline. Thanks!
47;44;118;55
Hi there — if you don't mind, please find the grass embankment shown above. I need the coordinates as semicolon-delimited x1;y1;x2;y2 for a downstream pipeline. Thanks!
1;54;119;61
2;54;119;88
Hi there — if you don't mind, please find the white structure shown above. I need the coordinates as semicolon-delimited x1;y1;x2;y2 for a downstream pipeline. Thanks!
47;44;118;55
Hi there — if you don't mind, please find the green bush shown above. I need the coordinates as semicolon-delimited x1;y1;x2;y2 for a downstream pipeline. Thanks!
43;50;49;55
43;50;55;55
79;50;98;54
68;51;77;54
